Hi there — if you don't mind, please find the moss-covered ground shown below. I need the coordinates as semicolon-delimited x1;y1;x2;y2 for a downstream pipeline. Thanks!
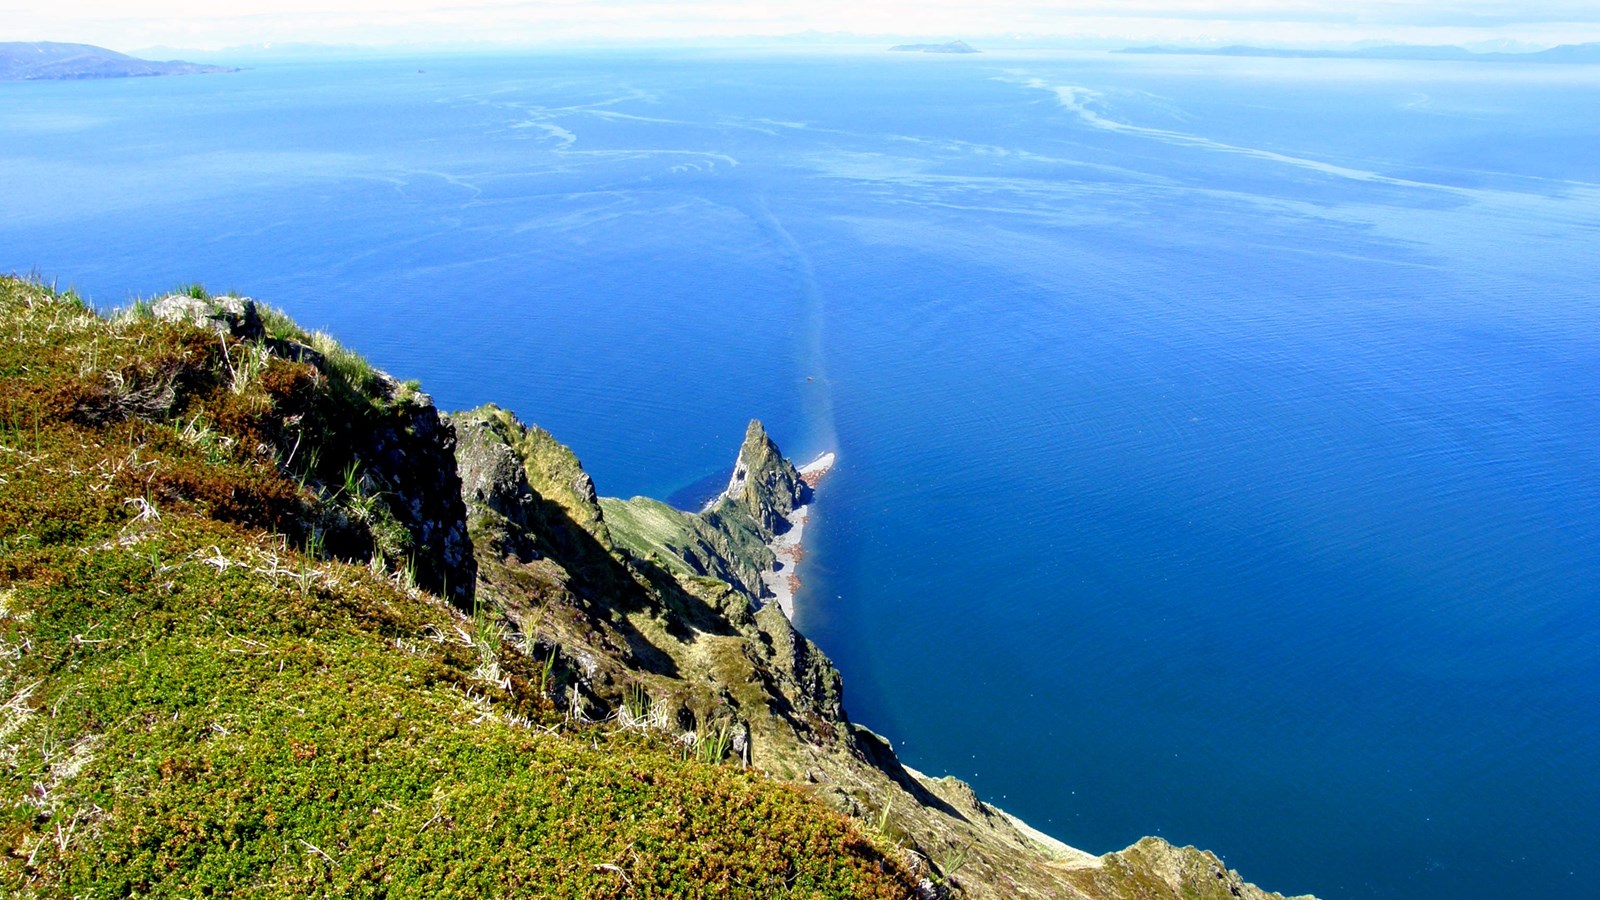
0;276;915;898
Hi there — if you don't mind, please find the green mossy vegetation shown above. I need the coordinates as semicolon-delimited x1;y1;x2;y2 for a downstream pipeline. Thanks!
0;276;915;898
454;404;612;546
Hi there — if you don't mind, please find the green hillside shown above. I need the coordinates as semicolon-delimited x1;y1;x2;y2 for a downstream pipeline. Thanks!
0;274;1312;900
0;277;914;898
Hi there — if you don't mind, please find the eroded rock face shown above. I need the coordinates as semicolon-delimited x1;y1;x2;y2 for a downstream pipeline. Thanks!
360;393;475;607
452;408;542;561
1066;837;1317;900
752;603;844;725
601;420;799;601
448;404;615;561
144;294;475;606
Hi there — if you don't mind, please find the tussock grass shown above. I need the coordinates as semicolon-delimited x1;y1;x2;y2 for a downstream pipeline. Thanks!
257;303;306;344
308;330;387;405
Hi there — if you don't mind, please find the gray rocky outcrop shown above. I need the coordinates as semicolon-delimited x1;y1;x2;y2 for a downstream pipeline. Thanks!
601;419;804;600
153;293;263;339
355;388;474;606
452;408;544;561
751;603;845;725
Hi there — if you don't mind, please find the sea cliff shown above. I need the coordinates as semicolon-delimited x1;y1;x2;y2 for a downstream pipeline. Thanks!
0;276;1312;899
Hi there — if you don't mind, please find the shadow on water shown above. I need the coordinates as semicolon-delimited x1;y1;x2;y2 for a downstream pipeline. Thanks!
664;467;732;511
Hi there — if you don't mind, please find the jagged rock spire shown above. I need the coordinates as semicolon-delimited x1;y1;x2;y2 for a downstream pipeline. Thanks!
723;420;805;537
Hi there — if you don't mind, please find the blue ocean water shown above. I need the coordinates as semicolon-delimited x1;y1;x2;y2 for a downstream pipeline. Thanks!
4;49;1598;899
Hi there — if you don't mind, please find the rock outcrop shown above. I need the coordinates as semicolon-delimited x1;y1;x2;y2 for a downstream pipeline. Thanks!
451;404;612;560
344;378;473;605
152;292;263;339
150;291;474;604
722;419;806;537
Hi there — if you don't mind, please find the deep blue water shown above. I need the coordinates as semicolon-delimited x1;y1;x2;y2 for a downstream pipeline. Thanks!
4;49;1598;899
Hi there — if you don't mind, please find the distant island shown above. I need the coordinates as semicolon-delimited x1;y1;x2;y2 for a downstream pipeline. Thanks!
0;41;238;81
1117;41;1600;64
890;40;979;54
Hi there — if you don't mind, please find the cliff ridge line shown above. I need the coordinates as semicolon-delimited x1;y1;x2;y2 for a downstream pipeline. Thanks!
0;274;1316;900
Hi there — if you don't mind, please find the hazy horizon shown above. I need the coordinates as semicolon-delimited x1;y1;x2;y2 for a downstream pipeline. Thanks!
5;1;1600;55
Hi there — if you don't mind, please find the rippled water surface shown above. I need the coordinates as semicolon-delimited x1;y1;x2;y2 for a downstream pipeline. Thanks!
4;49;1598;899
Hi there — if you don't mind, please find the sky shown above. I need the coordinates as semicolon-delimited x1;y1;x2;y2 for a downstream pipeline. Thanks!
3;1;1599;53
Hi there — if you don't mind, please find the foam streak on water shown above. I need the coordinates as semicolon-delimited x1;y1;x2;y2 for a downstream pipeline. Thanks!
747;195;839;460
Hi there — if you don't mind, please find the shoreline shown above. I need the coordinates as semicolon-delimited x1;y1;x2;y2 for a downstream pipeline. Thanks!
762;451;835;618
900;764;1100;867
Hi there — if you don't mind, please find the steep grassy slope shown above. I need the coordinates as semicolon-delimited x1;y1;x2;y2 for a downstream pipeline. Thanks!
601;419;804;603
0;277;915;898
0;274;1314;899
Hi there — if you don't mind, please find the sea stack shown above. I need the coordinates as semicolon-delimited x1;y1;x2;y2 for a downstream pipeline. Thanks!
722;419;807;538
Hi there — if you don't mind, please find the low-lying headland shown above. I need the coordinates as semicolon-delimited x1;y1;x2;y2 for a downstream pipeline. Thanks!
0;41;238;81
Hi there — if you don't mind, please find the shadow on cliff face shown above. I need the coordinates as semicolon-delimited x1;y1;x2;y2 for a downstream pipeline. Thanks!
852;727;968;823
484;493;687;679
626;553;744;639
339;396;475;609
450;404;763;686
50;292;478;609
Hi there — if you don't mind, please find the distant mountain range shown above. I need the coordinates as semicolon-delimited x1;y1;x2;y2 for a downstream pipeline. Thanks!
890;40;979;54
1118;42;1600;64
0;41;238;81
